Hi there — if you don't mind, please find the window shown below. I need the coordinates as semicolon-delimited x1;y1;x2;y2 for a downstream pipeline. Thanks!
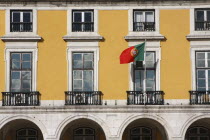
74;128;95;140
72;52;94;91
10;10;32;32
10;52;32;92
134;52;156;91
72;10;94;32
17;128;38;140
186;127;210;140
195;52;210;91
133;10;155;31
195;9;210;31
130;127;152;140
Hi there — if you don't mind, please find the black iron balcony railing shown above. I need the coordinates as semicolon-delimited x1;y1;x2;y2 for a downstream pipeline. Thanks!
65;91;103;105
195;21;210;31
72;22;94;32
2;91;40;106
189;91;210;105
10;22;33;32
133;22;155;31
127;91;164;105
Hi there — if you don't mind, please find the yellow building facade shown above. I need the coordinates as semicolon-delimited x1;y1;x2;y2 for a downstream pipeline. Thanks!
0;0;210;140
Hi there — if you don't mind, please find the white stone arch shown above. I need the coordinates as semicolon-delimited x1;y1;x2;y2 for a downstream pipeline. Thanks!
55;114;111;140
0;115;48;139
118;114;172;140
180;114;210;139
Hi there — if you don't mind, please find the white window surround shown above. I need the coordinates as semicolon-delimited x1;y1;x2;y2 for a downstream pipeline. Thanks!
187;8;210;40
190;46;210;90
5;48;38;92
64;9;102;40
5;8;37;36
125;8;164;40
67;46;99;91
129;46;161;91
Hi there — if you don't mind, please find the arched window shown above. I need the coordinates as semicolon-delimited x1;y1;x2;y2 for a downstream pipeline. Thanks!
186;126;210;140
16;128;38;140
73;127;95;140
130;126;152;140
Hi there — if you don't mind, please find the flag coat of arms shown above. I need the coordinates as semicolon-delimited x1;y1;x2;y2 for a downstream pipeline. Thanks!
120;43;145;64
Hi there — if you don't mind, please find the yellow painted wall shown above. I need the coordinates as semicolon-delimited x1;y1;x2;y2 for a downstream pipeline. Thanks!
160;10;191;99
0;10;5;100
38;11;67;100
99;10;128;100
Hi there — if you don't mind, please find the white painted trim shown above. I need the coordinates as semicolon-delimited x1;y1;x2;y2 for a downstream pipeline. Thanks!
67;46;99;91
127;8;162;37
190;46;210;90
129;44;161;91
66;9;100;38
5;48;38;92
5;8;38;36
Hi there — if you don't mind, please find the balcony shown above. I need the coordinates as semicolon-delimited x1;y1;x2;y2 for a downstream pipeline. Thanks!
189;91;210;105
195;21;210;31
10;22;33;32
2;91;40;106
127;91;164;105
65;91;103;105
133;22;155;32
72;22;94;32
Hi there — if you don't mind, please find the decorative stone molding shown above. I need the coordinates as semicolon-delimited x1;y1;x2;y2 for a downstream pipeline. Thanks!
63;35;103;42
186;34;210;40
1;35;42;42
124;34;165;41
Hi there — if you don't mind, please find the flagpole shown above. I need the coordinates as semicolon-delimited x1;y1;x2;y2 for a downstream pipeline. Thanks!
143;39;147;105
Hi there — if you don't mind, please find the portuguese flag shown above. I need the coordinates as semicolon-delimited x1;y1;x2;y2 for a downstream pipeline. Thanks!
120;42;145;64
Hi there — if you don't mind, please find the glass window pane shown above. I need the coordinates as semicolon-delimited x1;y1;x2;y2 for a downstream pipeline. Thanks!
11;79;21;89
74;12;82;22
200;137;208;140
73;53;82;60
11;71;20;79
198;70;205;78
22;62;31;69
196;11;204;21
131;136;140;140
12;53;21;61
23;12;31;22
73;70;82;79
22;80;31;88
84;61;93;69
134;11;143;22
85;128;94;135
12;61;21;69
73;60;83;69
85;12;92;22
84;53;93;61
12;12;20;22
131;128;140;135
17;130;27;136
197;52;205;59
198;79;206;87
22;71;31;80
145;12;154;22
207;11;210;21
85;136;94;140
197;60;205;67
28;129;37;136
73;80;82;90
75;129;83;135
23;53;31;61
147;70;155;79
200;128;208;134
83;71;93;91
146;80;154;88
142;136;152;140
142;128;151;134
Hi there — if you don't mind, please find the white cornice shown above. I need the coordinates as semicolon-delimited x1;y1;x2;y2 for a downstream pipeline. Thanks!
186;34;210;41
124;34;165;41
1;35;42;42
63;35;103;42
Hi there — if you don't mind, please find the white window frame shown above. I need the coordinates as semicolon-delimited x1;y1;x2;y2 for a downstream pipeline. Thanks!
5;48;38;92
190;46;210;90
67;9;99;36
128;8;160;36
133;10;155;31
129;46;161;91
72;10;94;32
67;46;99;91
6;8;37;35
